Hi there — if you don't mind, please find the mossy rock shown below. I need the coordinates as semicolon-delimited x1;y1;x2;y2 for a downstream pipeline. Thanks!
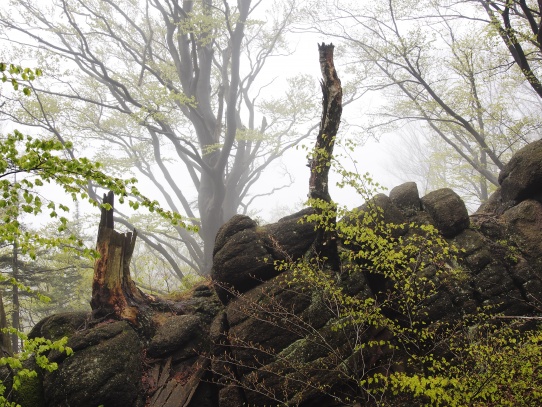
28;312;89;342
13;359;45;407
43;321;143;407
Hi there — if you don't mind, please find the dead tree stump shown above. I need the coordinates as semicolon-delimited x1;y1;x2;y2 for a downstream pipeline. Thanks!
91;191;150;326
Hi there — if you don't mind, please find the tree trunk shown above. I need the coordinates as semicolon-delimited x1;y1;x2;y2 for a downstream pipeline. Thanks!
309;43;343;263
198;169;226;274
91;191;150;326
0;291;12;356
309;43;343;203
11;240;19;353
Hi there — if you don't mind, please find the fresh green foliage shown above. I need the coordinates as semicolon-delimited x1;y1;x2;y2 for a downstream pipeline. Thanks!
239;143;541;405
297;195;538;405
0;62;193;402
0;63;42;96
0;129;193;256
386;323;542;406
276;188;541;405
0;329;72;406
0;220;95;328
1;62;193;259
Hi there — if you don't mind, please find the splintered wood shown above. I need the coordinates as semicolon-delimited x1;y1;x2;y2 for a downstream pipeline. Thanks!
308;43;343;203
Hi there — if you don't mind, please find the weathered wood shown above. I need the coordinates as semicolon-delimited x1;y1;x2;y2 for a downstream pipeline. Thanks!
150;357;210;407
309;43;343;202
91;191;149;326
308;43;343;263
158;357;173;388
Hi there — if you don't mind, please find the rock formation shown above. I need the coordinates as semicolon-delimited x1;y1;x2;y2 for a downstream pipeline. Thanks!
9;45;542;406
11;139;541;407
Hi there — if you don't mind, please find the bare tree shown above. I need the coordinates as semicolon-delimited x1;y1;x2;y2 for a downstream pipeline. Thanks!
0;0;318;275
303;0;541;203
478;0;542;98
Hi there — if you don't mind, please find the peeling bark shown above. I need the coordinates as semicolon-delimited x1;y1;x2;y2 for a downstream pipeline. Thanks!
309;43;343;203
309;43;343;262
91;191;150;326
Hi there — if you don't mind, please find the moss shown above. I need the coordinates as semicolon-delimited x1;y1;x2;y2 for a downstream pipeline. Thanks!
13;359;45;407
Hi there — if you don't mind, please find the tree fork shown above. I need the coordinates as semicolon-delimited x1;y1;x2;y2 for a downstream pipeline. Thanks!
91;191;150;326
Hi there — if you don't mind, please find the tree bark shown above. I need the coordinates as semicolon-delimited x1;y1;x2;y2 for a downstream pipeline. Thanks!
480;0;542;99
309;43;343;203
91;191;149;326
0;291;12;356
309;43;343;263
11;239;19;353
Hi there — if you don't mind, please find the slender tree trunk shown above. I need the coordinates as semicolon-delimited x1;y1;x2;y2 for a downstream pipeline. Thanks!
0;291;12;355
309;43;343;263
11;239;19;353
308;43;343;203
91;191;150;326
480;149;489;201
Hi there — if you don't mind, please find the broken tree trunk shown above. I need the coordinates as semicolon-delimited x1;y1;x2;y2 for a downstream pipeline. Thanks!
309;43;343;202
308;43;343;262
91;191;150;326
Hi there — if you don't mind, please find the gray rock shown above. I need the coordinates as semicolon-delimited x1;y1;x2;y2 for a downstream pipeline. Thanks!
452;229;492;273
213;215;258;256
342;193;408;239
43;321;142;407
211;217;277;304
25;140;542;407
503;199;542;264
368;193;407;228
148;314;204;361
211;209;317;304
421;188;469;237
499;139;542;203
264;207;318;259
502;198;542;301
389;182;421;216
28;311;89;341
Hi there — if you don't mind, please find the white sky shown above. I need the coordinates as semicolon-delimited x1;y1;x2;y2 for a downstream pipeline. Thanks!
248;30;403;221
0;1;408;230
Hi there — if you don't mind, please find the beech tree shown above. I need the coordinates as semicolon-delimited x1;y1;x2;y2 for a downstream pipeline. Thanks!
304;0;541;204
0;0;318;275
477;0;542;99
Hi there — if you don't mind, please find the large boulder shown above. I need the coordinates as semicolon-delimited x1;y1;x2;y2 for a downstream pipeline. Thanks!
43;321;143;407
389;181;421;216
211;208;317;304
148;314;205;361
24;140;542;407
503;199;542;293
219;269;375;407
28;312;89;341
499;139;542;203
421;188;469;237
211;215;276;303
342;193;408;240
